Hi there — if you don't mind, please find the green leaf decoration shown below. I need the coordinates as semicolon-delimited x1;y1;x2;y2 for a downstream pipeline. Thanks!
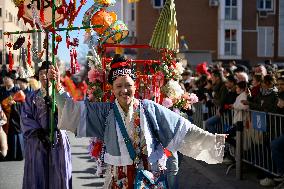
149;0;179;52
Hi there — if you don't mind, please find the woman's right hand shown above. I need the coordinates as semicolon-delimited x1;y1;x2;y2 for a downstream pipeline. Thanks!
48;65;60;81
48;65;62;90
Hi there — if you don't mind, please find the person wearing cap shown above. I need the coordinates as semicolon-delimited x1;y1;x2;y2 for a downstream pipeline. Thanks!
0;72;19;102
16;78;33;96
20;61;72;189
0;72;20;136
50;54;227;189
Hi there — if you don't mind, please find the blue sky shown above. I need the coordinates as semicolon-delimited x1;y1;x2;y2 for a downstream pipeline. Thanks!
56;0;98;64
55;0;123;65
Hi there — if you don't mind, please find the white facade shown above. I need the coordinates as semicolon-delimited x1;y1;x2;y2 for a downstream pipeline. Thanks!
218;0;243;60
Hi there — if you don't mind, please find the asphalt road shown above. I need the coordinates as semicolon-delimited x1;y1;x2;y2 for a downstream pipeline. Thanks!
0;132;271;189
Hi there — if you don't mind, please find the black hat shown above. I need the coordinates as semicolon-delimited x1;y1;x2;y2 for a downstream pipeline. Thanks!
234;65;248;73
16;78;29;83
107;54;135;84
4;71;17;80
226;75;237;84
37;61;52;74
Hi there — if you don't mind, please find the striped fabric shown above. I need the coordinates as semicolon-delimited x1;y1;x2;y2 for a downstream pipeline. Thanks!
149;0;179;52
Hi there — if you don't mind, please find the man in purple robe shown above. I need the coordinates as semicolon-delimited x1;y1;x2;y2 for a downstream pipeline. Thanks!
21;61;72;189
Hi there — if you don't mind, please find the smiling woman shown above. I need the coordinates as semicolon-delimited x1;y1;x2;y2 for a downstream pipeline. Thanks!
51;54;227;189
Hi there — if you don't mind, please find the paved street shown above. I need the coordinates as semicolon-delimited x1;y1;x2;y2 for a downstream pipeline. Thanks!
0;132;271;189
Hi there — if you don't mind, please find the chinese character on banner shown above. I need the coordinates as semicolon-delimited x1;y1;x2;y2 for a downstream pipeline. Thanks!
252;111;267;132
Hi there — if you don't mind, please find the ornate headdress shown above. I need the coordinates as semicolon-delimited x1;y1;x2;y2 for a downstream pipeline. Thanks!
108;54;135;84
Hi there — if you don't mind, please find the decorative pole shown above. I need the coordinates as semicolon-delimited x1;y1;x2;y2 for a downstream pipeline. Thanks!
50;0;56;142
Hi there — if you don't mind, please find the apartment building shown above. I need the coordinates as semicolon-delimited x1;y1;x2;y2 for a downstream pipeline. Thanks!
134;0;284;65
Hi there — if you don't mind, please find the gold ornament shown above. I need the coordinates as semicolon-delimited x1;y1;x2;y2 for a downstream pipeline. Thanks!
13;0;24;6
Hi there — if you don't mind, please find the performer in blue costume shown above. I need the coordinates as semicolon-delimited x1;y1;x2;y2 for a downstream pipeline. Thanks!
21;61;72;189
49;55;226;189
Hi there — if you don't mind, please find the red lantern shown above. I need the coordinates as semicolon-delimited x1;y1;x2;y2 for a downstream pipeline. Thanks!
91;9;116;35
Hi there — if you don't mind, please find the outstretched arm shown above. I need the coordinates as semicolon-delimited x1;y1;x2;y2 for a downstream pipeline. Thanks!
143;99;226;164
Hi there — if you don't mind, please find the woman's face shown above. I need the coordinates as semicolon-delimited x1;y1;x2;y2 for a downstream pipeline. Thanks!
112;75;136;108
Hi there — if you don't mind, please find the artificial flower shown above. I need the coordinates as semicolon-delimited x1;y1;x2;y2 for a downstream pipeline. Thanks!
162;98;173;108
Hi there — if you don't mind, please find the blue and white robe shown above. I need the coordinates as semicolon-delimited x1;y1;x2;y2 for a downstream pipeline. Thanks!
56;90;225;187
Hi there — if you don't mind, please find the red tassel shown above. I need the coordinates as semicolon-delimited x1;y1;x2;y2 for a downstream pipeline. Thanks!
27;37;31;66
40;0;45;23
8;51;14;71
17;4;25;19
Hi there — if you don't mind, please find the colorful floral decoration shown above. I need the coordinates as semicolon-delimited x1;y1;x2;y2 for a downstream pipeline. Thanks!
87;67;104;102
86;58;113;102
135;71;164;103
153;50;184;80
100;20;129;45
94;0;116;6
91;9;117;35
82;4;102;33
161;79;199;117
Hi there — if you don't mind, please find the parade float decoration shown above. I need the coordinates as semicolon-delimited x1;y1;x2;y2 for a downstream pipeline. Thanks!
6;0;194;148
13;0;68;29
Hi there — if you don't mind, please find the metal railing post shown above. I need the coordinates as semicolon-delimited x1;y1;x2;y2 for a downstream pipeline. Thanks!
236;120;244;180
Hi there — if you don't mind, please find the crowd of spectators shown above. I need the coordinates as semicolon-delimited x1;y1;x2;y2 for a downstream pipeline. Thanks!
180;60;284;188
0;65;39;161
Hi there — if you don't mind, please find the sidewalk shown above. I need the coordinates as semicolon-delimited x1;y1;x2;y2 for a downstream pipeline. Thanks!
178;156;267;189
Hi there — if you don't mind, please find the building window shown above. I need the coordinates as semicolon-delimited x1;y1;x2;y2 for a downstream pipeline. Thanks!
131;3;135;21
224;29;237;56
9;13;12;22
0;8;2;17
153;0;165;9
258;27;274;57
225;0;237;20
257;0;273;11
0;30;2;39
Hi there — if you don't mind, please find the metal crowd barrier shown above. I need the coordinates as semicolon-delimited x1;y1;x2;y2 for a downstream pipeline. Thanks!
192;103;284;179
